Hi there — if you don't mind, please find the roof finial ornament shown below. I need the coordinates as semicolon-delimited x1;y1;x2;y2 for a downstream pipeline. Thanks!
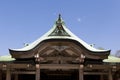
56;14;62;25
58;14;61;21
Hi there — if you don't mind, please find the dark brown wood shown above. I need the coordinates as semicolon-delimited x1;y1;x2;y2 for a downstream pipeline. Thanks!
40;64;79;69
79;65;84;80
43;56;77;62
108;69;113;80
12;71;35;74
84;72;107;75
36;64;40;80
100;75;103;80
1;63;119;70
0;70;2;80
14;74;18;80
8;64;34;69
6;69;11;80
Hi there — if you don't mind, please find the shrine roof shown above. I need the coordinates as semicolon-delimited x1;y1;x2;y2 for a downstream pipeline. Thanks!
9;14;110;53
103;56;120;63
0;55;15;61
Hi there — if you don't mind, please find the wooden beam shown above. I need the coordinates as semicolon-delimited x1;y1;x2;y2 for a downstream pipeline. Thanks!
12;71;35;74
8;64;35;69
0;63;120;72
85;64;110;69
40;64;79;69
43;57;77;61
87;64;120;70
84;72;107;75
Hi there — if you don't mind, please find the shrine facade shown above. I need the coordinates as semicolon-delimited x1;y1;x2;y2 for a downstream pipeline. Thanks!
0;15;120;80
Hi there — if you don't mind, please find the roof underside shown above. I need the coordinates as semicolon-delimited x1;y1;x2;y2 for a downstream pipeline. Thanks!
10;39;110;59
9;14;110;59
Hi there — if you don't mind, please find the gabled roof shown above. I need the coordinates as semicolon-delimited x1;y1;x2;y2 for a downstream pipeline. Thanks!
0;55;15;61
9;14;110;59
103;55;120;63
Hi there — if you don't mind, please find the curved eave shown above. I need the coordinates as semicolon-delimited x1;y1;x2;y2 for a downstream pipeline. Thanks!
9;37;110;59
9;17;110;59
103;56;120;63
10;24;110;52
0;55;15;62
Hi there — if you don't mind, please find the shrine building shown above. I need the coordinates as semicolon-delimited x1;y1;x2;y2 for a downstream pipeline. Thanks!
0;14;120;80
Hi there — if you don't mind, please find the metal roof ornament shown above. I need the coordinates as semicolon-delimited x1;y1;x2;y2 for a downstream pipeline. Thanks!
56;14;63;26
49;14;70;36
58;14;61;21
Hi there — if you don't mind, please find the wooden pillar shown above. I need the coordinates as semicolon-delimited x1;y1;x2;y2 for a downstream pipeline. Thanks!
0;70;2;80
14;74;18;80
6;69;11;80
100;75;103;80
108;69;113;80
79;65;84;80
36;64;40;80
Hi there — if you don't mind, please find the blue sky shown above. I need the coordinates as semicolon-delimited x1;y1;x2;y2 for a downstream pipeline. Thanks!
0;0;120;56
